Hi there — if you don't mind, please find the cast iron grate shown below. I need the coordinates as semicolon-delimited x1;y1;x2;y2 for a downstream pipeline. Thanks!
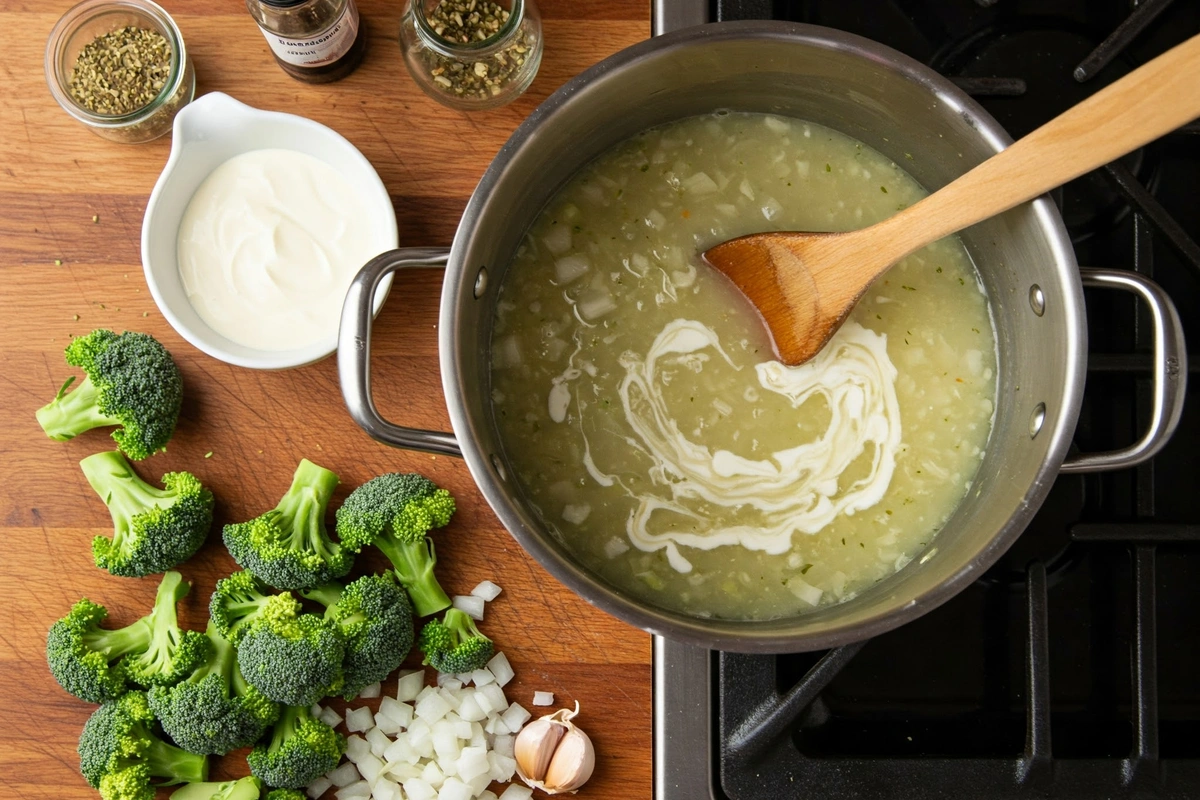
703;0;1200;797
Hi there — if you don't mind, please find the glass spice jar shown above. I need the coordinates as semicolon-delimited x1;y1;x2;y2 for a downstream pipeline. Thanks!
246;0;367;83
44;0;195;143
399;0;543;111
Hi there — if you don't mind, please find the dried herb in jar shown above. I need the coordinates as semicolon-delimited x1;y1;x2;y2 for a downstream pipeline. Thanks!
423;0;533;99
69;26;171;115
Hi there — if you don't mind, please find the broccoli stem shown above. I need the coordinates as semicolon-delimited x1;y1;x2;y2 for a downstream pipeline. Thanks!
142;736;210;784
81;450;172;553
135;570;189;673
375;537;451;617
36;376;122;441
275;459;340;559
268;705;305;754
300;583;343;612
81;616;153;661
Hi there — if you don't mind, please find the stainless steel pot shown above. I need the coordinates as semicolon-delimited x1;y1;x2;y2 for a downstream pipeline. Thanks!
337;21;1187;652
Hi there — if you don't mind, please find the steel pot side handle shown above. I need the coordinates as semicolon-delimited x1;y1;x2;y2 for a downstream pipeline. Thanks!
1060;267;1187;474
338;247;462;457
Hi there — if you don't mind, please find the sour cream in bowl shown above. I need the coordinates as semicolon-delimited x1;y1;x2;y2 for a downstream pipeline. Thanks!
142;92;397;369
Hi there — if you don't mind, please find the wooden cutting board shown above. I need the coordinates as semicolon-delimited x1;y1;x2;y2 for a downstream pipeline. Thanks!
0;1;652;797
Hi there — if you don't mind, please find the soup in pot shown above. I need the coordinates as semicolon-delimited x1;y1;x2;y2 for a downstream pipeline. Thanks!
489;112;997;620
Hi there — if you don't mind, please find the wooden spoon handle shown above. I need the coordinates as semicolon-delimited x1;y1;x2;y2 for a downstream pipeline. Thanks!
875;33;1200;260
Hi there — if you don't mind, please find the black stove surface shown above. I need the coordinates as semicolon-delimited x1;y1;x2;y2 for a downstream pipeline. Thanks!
677;1;1200;798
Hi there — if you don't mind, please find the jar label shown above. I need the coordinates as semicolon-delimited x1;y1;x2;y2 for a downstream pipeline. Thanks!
259;0;359;67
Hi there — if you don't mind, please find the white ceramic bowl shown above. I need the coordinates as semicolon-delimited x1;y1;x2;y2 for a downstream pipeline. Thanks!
141;92;398;369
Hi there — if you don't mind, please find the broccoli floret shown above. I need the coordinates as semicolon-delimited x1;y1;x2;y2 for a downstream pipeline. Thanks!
223;459;353;590
335;473;457;617
302;573;415;699
81;450;214;577
77;690;208;795
149;621;280;755
36;329;182;461
264;790;306;800
237;592;344;707
418;608;494;674
48;571;206;703
170;776;262;800
208;570;276;646
247;705;344;789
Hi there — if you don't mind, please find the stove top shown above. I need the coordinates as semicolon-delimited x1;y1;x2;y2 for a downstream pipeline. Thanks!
651;2;1200;798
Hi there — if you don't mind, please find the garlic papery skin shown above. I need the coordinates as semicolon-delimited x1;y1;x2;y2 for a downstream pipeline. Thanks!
514;701;596;794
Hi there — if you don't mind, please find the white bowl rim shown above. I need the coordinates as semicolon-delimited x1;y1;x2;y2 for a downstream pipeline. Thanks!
141;91;399;370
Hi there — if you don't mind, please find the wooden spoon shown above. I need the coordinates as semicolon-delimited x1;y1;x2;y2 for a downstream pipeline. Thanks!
703;33;1200;366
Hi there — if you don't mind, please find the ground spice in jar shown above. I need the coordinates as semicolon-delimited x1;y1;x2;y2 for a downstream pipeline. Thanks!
69;26;171;115
424;0;532;99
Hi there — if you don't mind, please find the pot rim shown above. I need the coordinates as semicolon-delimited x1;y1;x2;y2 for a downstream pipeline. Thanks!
440;20;1084;652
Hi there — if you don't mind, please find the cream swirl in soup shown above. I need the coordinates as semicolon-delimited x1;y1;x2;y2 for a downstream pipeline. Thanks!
490;112;997;620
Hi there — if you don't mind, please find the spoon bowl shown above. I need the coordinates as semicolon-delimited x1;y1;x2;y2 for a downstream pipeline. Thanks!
704;33;1200;366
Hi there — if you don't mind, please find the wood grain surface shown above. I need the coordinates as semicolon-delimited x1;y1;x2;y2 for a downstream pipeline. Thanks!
0;1;651;797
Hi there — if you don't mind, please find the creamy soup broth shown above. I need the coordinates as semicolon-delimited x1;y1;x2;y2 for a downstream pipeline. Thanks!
489;113;997;620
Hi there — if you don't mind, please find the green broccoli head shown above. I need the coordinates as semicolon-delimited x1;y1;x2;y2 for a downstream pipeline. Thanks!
236;593;345;707
149;621;280;755
264;790;306;800
77;691;208;792
208;570;276;646
418;608;494;674
335;473;456;617
169;776;262;800
36;329;182;460
48;571;201;703
302;573;415;699
223;459;353;591
247;704;345;789
81;450;214;578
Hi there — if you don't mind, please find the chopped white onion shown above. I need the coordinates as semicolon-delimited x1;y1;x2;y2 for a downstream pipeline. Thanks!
335;780;371;799
561;503;591;525
371;780;401;800
477;683;507;714
498;785;534;800
311;702;324;717
396;670;426;702
470;668;496;687
384;736;418;766
420;761;445;788
604;536;631;559
578;290;617;321
456;745;490;781
345;735;372;763
306;775;333;798
491;734;515;758
346;707;375;733
374;713;402;736
487;751;518;782
500;703;531;733
357;752;384;783
319;707;345;729
682;171;719;194
437;672;463;690
457;692;486;722
437;777;473;800
788;577;824;607
415;692;452;725
532;691;555;706
402;778;437;800
329;760;362;787
470;581;502;602
358;682;382;699
554;254;590;284
451;594;486;620
366;727;392;757
542;224;572;255
478;792;499;800
486;653;514;687
379;697;413;729
438;687;463;711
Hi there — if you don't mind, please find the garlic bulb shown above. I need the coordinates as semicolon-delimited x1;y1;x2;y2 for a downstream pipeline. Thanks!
514;701;595;794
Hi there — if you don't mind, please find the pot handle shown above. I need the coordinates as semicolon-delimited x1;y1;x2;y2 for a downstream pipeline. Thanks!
1060;267;1187;474
338;247;462;457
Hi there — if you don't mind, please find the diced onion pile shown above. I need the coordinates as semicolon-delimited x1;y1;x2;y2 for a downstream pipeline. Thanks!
315;652;539;800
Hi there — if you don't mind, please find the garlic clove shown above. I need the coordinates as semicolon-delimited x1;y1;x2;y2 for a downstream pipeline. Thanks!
544;726;595;792
514;717;566;783
514;701;596;795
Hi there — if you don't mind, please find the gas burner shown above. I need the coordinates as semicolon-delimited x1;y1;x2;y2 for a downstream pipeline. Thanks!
932;22;1159;241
